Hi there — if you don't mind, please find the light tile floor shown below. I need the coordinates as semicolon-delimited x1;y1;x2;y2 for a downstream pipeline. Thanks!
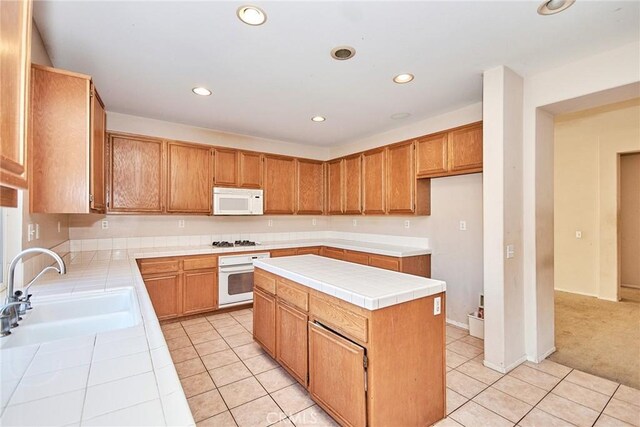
162;311;640;427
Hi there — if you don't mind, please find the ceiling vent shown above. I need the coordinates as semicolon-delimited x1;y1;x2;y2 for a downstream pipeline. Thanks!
331;46;356;61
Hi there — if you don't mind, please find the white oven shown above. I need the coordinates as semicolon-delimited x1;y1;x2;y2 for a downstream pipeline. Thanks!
213;187;263;215
218;252;270;307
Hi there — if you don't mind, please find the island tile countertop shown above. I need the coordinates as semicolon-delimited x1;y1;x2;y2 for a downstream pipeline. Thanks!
254;254;446;310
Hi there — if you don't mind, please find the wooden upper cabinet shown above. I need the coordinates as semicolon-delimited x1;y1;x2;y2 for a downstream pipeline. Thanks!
448;122;483;173
90;89;106;212
362;148;386;214
327;159;344;214
263;155;296;214
344;154;362;214
30;65;105;214
238;151;262;188
214;148;239;187
296;159;324;214
0;0;31;190
166;142;212;214
387;141;416;214
109;134;164;213
416;133;448;178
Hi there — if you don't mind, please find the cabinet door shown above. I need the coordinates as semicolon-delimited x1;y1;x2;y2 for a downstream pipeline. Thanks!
263;155;296;214
368;254;401;272
296;159;324;214
362;148;386;214
343;250;369;266
327;159;344;214
416;133;448;177
308;322;366;427
448;123;483;173
167;142;212;213
144;273;182;320
183;269;217;315
30;66;91;214
0;0;31;189
253;288;276;357
276;302;308;385
109;134;164;213
238;151;262;188
214;148;239;186
90;88;106;212
344;154;362;214
387;141;416;214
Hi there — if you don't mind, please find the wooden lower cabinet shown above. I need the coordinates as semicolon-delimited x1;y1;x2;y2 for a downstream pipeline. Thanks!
321;247;345;260
275;302;308;385
319;247;431;278
253;268;446;427
183;270;217;315
343;250;369;266
139;255;218;320
143;273;182;319
308;321;367;427
296;246;321;255
253;288;276;356
270;248;298;258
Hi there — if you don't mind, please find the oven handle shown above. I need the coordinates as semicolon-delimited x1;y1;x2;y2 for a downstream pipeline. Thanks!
219;264;254;274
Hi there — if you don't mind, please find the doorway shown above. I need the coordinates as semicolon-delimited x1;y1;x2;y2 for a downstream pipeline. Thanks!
619;152;640;303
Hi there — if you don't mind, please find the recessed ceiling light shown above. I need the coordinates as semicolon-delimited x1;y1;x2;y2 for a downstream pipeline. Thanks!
237;5;267;25
311;116;326;122
390;113;411;120
330;46;356;61
393;73;414;84
537;0;575;15
192;87;212;96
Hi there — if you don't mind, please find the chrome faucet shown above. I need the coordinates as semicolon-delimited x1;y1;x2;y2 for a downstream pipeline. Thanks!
4;248;67;332
1;302;25;337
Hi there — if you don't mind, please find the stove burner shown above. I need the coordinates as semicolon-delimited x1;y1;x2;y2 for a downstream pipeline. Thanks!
212;241;234;247
212;240;257;247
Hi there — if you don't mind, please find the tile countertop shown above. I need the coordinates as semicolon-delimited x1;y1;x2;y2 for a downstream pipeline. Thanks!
254;255;446;310
0;250;194;427
130;238;431;259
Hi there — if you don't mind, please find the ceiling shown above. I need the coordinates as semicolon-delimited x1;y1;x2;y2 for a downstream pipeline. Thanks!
34;1;639;146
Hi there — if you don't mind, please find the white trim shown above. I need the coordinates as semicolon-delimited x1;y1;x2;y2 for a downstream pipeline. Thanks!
483;354;528;374
446;318;469;330
527;346;556;363
554;287;598;297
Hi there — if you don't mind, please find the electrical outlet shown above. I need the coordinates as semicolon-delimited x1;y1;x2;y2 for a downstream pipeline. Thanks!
101;220;109;230
352;219;358;227
575;230;582;239
312;218;317;226
506;244;515;259
459;220;467;231
178;220;185;228
433;297;441;315
404;220;410;229
268;219;273;227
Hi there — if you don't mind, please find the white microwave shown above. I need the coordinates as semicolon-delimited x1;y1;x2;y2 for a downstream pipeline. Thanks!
213;187;263;215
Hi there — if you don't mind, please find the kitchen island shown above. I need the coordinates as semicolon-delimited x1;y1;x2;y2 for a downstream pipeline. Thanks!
252;255;447;427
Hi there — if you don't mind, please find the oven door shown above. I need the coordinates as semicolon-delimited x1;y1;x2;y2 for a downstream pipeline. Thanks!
219;264;255;306
214;193;252;215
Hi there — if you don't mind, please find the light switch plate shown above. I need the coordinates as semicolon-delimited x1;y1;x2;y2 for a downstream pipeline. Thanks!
506;244;515;259
267;219;273;227
35;224;40;240
575;230;582;239
352;219;358;227
459;220;467;231
312;218;317;226
178;220;185;228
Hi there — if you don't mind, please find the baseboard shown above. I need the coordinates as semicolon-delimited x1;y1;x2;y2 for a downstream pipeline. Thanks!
483;354;528;374
446;318;469;330
527;346;556;363
554;287;598;297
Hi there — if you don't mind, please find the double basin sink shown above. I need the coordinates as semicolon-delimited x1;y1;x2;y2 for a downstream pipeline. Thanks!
0;288;142;350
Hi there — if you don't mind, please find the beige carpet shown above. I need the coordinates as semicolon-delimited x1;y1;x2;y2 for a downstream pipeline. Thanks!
550;289;640;389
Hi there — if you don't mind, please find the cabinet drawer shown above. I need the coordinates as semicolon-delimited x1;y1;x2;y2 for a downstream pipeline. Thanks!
139;259;180;275
343;250;369;266
254;268;276;294
309;295;368;343
277;279;309;312
368;254;401;272
270;248;298;258
297;246;321;255
322;247;345;260
183;256;218;271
